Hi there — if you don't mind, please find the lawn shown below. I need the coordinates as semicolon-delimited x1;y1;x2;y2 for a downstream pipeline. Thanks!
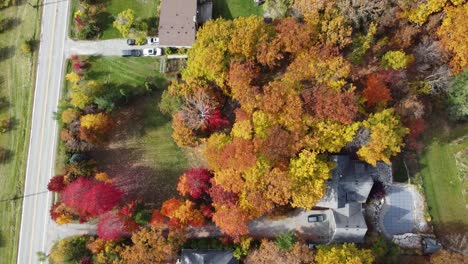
70;0;160;40
419;121;468;243
0;1;42;263
60;56;196;206
212;0;264;19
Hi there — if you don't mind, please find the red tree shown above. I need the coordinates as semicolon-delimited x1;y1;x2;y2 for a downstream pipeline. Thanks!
149;210;166;227
47;175;66;192
61;178;123;220
208;181;238;207
160;198;182;218
407;118;427;139
97;211;137;241
177;167;212;199
82;182;123;217
206;109;230;132
363;74;392;107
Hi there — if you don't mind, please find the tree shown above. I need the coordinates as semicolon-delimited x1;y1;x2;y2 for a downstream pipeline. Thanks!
381;50;412;70
315;243;375;264
79;112;113;144
357;109;408;166
348;22;377;64
172;111;198;147
47;175;66;192
149;210;166;227
288;150;334;209
228;61;260;114
430;249;466;263
447;70;468;120
113;9;136;37
120;227;185;264
245;239;314;264
61;178;122;220
212;204;250;240
179;90;215;131
363;74;392;108
274;17;317;54
61;108;80;124
405;0;464;26
0;116;12;133
49;236;92;264
437;4;468;73
66;71;81;84
97;211;138;241
302;85;358;125
177;167;212;199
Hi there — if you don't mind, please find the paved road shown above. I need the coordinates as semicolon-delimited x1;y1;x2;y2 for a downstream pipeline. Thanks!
15;0;92;263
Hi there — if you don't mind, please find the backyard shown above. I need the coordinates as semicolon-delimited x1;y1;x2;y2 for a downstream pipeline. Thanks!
419;120;468;248
59;56;197;206
212;0;264;19
0;1;42;263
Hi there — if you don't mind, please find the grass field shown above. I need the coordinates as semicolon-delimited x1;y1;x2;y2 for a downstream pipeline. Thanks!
60;56;193;206
212;0;264;19
419;121;468;242
70;0;160;40
0;1;42;263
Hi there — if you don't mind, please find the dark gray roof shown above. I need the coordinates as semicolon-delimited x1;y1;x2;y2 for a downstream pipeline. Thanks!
181;249;239;264
158;0;197;47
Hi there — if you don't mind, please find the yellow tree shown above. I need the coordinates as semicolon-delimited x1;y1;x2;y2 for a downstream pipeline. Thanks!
288;149;334;209
437;3;468;73
120;227;185;264
357;109;408;166
315;243;375;264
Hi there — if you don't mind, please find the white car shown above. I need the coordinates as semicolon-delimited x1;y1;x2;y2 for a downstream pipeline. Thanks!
143;48;162;56
148;37;159;45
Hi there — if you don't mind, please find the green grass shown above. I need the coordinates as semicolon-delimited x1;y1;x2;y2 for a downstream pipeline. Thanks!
70;0;160;40
0;1;42;263
419;122;468;230
213;0;264;19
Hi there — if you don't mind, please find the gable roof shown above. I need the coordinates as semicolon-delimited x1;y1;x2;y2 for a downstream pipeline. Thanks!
158;0;198;47
181;249;239;264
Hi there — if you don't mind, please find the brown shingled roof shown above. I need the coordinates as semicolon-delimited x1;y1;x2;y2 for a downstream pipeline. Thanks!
158;0;197;47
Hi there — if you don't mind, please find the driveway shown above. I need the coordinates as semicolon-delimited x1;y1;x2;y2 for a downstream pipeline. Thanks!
380;184;429;238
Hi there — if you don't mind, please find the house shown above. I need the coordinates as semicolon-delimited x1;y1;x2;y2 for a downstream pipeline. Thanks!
179;249;239;264
158;0;213;48
313;155;392;243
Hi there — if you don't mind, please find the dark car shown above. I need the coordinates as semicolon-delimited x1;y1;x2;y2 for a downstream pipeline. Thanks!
308;214;325;223
127;39;136;45
305;241;317;249
122;49;142;57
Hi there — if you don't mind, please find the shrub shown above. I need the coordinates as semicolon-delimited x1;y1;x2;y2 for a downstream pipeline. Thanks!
274;231;296;251
49;236;92;264
447;70;468;120
21;40;32;55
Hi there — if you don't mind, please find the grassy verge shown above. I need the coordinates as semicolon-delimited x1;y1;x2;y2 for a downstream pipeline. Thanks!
0;1;42;263
419;121;468;236
212;0;264;19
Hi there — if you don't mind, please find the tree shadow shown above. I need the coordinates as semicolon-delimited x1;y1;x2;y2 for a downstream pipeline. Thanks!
0;97;8;113
142;16;159;36
0;147;13;164
0;231;4;248
212;0;233;19
434;221;468;253
90;146;181;207
0;46;15;62
0;17;22;33
94;11;113;36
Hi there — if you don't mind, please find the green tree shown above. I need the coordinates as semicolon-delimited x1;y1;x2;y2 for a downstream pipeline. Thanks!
349;22;377;64
49;236;91;264
447;70;468;120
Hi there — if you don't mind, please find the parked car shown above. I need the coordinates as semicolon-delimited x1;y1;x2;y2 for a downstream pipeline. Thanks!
127;39;136;45
148;37;159;45
121;49;142;57
308;214;325;223
143;48;162;57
